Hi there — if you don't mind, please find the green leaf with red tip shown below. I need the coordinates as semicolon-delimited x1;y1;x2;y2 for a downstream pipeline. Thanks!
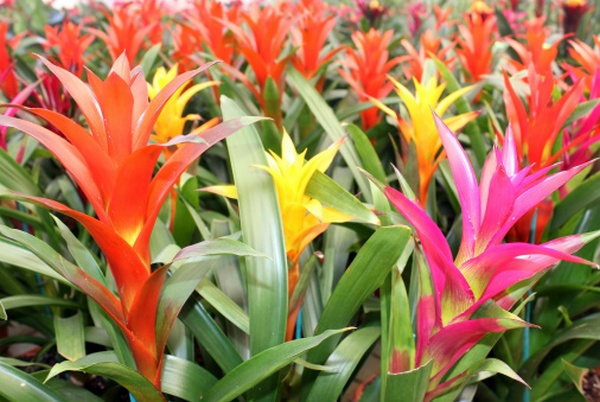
0;224;124;323
385;360;434;402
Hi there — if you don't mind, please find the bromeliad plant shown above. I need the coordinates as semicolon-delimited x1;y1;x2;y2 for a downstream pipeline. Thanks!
380;114;599;400
2;1;600;401
0;53;260;395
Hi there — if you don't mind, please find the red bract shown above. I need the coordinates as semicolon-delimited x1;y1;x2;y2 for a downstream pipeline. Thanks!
89;5;156;65
290;0;343;88
0;54;253;391
455;11;497;82
221;2;290;127
0;22;25;100
399;29;455;82
563;35;600;93
182;0;240;67
505;17;564;75
338;28;402;130
503;65;585;169
43;20;95;77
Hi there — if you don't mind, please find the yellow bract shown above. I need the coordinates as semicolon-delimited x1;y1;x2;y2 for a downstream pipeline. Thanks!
371;76;477;204
258;131;351;262
147;64;218;146
205;130;351;264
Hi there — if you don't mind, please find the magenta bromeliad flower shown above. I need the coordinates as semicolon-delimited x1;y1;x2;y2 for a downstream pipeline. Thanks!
384;113;599;393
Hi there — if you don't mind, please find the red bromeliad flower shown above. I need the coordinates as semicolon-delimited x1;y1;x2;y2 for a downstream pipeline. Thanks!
43;20;95;77
222;2;290;124
338;28;402;130
290;0;343;89
0;22;25;100
384;114;598;396
563;35;600;93
182;0;240;67
89;5;156;65
505;17;564;75
399;29;455;82
455;9;498;82
503;65;585;170
0;54;255;391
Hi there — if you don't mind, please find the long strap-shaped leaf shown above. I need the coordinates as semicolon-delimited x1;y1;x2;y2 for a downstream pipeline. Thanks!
301;226;411;394
203;328;350;402
221;96;288;401
0;361;68;402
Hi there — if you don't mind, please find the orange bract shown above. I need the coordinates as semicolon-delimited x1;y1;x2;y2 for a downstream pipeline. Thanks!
0;54;250;391
339;28;402;130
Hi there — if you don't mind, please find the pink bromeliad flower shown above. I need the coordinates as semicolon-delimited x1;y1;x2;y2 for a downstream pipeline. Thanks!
384;113;598;397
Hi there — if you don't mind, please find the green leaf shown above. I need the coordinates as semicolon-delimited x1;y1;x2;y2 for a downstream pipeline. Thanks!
45;351;164;402
172;237;267;262
346;124;387;183
524;314;600;375
385;360;434;402
179;298;244;373
305;226;411;369
197;278;249;334
306;325;381;402
288;68;371;199
561;359;588;397
161;354;218;401
52;216;106;286
203;328;351;402
0;295;78;313
550;172;600;232
306;170;379;225
54;311;86;361
564;99;600;127
141;43;161;77
0;361;67;402
221;96;288;401
0;236;69;285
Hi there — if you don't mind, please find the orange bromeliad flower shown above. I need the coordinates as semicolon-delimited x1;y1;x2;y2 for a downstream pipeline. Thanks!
290;0;343;87
504;17;563;75
455;9;498;82
0;22;25;100
563;35;600;93
503;65;585;169
90;5;156;65
43;20;95;77
399;29;455;82
182;0;240;67
338;28;402;130
222;2;290;124
0;54;253;391
371;76;477;204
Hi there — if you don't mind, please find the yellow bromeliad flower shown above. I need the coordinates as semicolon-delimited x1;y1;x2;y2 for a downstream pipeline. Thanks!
205;130;351;339
371;76;477;205
147;64;219;230
147;64;219;158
